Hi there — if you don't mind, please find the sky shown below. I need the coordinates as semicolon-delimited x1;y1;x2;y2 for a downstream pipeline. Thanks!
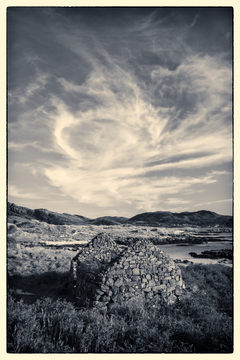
7;7;233;217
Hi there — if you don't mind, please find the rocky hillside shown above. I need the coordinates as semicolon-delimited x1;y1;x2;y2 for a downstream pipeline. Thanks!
8;202;232;227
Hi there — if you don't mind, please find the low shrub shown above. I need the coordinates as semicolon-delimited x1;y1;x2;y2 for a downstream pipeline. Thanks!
7;264;233;353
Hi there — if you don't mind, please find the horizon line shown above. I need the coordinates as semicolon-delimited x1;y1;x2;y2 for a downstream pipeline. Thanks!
7;201;233;219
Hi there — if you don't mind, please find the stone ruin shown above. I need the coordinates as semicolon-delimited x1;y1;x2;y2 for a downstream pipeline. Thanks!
70;233;185;308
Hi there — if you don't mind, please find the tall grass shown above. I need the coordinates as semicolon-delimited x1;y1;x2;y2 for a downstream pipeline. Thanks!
7;264;233;353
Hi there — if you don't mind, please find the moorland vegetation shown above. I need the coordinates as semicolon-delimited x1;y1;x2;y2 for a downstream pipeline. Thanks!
7;203;233;353
8;264;233;353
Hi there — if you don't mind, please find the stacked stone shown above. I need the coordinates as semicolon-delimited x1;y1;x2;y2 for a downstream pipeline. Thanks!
71;234;185;308
71;233;124;279
94;239;185;308
70;233;125;304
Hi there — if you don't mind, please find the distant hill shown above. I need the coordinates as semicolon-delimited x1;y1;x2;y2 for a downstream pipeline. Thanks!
8;202;89;225
128;210;232;227
7;202;232;227
89;216;128;225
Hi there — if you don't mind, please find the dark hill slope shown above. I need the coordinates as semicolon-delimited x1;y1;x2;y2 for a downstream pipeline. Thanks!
128;210;232;227
8;203;127;226
89;216;128;225
8;202;35;219
8;202;89;225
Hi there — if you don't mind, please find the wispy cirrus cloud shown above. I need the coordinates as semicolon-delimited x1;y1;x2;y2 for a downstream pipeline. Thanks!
8;8;233;216
8;73;49;105
42;47;231;214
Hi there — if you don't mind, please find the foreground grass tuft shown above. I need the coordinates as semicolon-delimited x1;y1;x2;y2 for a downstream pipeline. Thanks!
7;264;233;353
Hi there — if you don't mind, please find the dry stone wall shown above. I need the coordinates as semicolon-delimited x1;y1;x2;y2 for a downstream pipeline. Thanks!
71;233;185;308
71;233;125;306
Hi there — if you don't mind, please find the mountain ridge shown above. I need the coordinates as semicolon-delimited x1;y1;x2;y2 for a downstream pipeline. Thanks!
128;210;232;227
7;202;232;227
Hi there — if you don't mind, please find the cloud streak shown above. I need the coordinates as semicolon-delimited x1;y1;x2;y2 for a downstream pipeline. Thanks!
8;8;233;216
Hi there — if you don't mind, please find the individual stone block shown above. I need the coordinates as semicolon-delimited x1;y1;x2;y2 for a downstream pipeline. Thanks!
101;284;110;292
175;286;182;296
112;286;119;295
143;287;151;292
115;278;123;287
96;289;104;295
167;285;176;293
176;278;183;287
106;278;114;286
126;268;132;275
167;294;177;305
165;276;171;280
169;279;176;286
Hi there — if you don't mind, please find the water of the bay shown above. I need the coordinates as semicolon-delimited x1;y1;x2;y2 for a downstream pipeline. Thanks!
160;237;232;265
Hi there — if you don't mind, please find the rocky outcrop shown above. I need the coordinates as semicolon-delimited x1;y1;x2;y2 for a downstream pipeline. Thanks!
71;234;185;308
189;249;233;260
